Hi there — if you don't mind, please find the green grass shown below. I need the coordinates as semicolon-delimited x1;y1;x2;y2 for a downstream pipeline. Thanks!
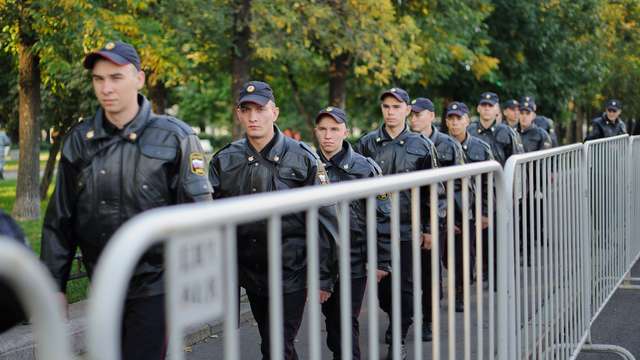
0;179;89;303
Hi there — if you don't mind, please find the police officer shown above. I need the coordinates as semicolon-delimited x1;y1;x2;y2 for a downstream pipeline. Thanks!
0;210;27;333
503;99;520;128
355;87;437;359
444;102;495;283
521;95;558;146
468;92;523;166
0;127;10;180
517;100;553;152
41;41;213;360
585;99;627;141
409;97;465;338
209;81;338;360
314;106;391;360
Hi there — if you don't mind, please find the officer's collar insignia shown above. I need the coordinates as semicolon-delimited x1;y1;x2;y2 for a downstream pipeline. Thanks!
105;42;116;50
452;104;458;110
325;106;333;112
273;155;280;162
343;164;348;169
399;140;405;145
247;85;255;93
411;99;416;104
190;152;205;176
128;132;137;141
485;94;491;99
248;156;254;161
477;129;481;133
86;130;95;139
376;137;381;142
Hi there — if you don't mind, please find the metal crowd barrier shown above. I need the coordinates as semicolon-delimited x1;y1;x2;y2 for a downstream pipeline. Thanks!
0;236;74;360
85;161;509;360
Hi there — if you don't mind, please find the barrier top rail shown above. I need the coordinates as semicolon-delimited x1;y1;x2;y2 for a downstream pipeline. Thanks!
584;134;629;146
503;143;583;168
87;160;504;360
0;237;74;360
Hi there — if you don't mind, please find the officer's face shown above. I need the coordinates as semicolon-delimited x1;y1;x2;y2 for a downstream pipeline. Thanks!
606;108;621;121
236;101;279;140
446;114;469;139
477;102;499;122
315;116;348;156
380;96;410;129
520;109;535;128
409;110;435;133
91;60;144;118
503;107;519;124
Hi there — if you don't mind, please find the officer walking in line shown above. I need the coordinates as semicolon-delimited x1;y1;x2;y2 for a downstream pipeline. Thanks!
444;102;496;283
41;41;213;360
313;105;391;360
355;87;437;359
517;100;553;152
468;92;524;166
408;97;466;337
585;99;627;141
208;81;338;360
521;95;558;146
0;126;10;180
502;99;520;128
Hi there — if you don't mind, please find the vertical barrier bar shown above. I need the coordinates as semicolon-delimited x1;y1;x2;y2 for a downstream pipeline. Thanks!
390;191;402;360
224;225;239;360
514;165;522;360
475;175;484;360
268;215;284;360
543;158;550;360
535;160;543;359
306;207;321;360
366;195;380;360
489;172;498;360
431;184;441;359
447;180;456;359
339;201;353;360
462;177;471;360
411;187;423;360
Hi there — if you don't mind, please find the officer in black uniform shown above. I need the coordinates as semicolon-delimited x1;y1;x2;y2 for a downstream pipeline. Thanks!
355;87;437;359
503;99;520;128
409;97;466;337
41;41;213;360
585;99;627;141
467;92;523;166
313;106;391;360
445;102;496;284
517;100;553;152
521;95;558;146
209;81;338;360
0;210;27;333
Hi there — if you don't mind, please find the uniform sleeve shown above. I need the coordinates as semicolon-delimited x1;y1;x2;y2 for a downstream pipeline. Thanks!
540;130;553;150
208;154;223;200
41;156;80;292
508;128;524;157
176;134;213;203
353;137;368;157
310;158;339;292
420;141;438;234
584;120;602;141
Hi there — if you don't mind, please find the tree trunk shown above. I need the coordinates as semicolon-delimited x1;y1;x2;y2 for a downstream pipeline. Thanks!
575;106;585;142
13;10;41;220
328;53;350;110
231;0;252;140
148;80;167;114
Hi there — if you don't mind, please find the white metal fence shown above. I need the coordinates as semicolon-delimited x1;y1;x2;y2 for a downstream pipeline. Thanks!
2;136;640;359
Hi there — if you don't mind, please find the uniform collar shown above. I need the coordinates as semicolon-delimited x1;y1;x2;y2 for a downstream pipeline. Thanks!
319;141;355;172
428;125;440;143
87;94;153;142
603;113;621;125
517;122;537;134
477;119;497;133
375;123;410;143
246;125;287;164
460;132;472;150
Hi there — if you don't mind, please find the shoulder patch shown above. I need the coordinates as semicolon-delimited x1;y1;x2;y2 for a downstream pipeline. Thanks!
190;152;206;176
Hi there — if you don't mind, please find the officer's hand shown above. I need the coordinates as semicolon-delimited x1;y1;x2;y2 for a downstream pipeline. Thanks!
421;233;432;250
481;216;490;229
57;292;69;320
376;270;389;282
319;290;331;304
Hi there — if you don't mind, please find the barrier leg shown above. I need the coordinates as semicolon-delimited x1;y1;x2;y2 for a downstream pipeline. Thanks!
581;344;636;360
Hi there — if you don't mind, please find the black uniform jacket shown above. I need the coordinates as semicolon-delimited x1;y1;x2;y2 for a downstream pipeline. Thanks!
208;127;338;295
0;210;27;333
517;123;553;153
42;95;213;299
534;115;558;147
355;124;437;240
584;114;627;141
467;120;524;166
318;141;391;279
459;132;495;216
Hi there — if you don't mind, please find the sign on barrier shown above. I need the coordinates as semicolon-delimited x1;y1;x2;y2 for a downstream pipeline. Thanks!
167;230;225;360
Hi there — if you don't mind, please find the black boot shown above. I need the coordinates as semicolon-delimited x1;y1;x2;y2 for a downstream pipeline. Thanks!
386;343;407;360
455;289;464;312
422;322;433;342
385;325;392;344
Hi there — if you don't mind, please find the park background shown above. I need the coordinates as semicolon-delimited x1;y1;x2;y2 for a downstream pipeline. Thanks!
1;0;639;301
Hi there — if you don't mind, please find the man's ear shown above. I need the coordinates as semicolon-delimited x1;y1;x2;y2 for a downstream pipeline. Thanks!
136;70;145;90
272;106;280;122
